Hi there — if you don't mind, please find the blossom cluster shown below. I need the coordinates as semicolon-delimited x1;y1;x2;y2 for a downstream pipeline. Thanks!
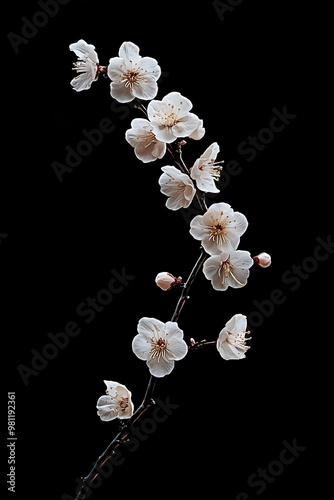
69;39;271;422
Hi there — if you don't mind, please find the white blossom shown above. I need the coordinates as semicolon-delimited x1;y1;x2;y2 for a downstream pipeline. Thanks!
147;92;204;143
158;166;196;210
203;250;253;291
108;41;161;103
125;118;166;163
190;142;223;193
217;314;251;360
69;39;100;92
189;202;248;255
132;317;188;378
96;381;134;422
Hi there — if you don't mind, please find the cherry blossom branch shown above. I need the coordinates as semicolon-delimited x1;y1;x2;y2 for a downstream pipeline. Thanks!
74;376;157;500
68;39;272;500
74;245;209;500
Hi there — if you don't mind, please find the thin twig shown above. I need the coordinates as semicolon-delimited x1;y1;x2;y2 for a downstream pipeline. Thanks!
171;248;208;323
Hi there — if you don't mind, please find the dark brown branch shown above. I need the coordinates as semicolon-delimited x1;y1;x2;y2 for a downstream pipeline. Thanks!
74;376;157;500
171;248;208;323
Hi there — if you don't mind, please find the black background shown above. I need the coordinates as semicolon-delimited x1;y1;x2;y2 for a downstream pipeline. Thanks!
2;1;331;499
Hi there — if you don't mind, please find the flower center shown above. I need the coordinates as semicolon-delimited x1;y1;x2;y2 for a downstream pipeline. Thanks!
200;160;224;180
162;111;178;127
72;61;91;73
118;397;130;412
143;131;158;148
218;258;231;283
157;102;183;128
218;259;246;287
209;218;228;245
150;337;169;361
123;69;140;87
72;59;99;82
227;331;251;352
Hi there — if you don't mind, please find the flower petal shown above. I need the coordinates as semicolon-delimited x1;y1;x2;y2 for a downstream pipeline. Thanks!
70;74;94;92
147;357;175;377
118;41;140;62
103;380;118;396
225;212;249;248
69;39;98;63
201;142;220;161
154;126;178;144
225;314;247;335
96;395;114;407
163;92;193;116
132;333;151;360
132;78;158;101
172;113;201;138
134;141;166;163
168;337;188;360
193;171;220;194
140;57;161;79
202;254;221;280
137;317;165;340
110;82;134;103
217;339;246;360
107;57;125;80
96;395;118;421
165;321;185;338
189;214;207;240
97;408;117;422
188;120;205;140
231;250;254;269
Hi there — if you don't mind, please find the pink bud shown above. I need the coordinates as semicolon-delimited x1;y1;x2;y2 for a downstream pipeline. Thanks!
155;272;182;291
253;252;272;268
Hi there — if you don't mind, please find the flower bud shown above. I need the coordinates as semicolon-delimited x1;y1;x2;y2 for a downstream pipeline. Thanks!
155;272;182;291
253;252;272;268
